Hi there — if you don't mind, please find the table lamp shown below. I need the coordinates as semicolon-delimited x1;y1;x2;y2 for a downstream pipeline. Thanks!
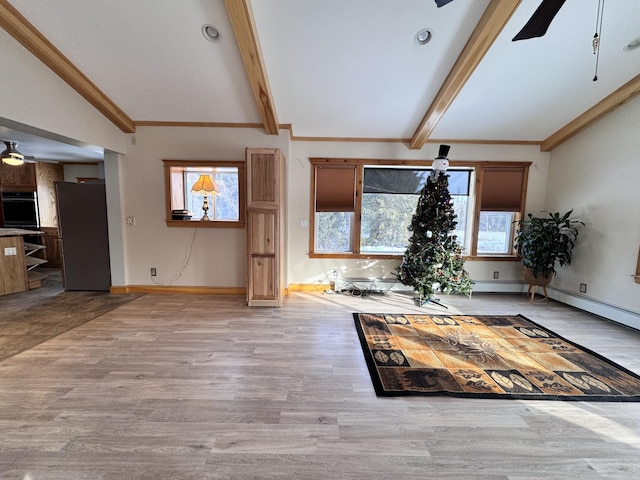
191;174;219;221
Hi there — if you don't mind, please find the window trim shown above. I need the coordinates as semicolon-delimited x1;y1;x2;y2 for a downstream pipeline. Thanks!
309;158;530;260
163;159;246;228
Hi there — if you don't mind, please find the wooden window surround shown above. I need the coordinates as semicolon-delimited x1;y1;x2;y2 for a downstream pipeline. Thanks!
469;164;529;259
163;159;245;228
310;158;530;260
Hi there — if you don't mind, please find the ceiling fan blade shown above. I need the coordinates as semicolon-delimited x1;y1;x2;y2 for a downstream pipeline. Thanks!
434;0;455;7
512;0;566;41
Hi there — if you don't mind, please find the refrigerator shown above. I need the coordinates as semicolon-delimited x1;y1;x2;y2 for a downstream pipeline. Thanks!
55;181;111;291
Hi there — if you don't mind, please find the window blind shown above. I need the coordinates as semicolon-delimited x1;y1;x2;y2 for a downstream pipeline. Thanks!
481;167;525;212
315;165;357;212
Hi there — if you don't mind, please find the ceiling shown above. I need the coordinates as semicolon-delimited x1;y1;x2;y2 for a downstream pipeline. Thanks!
2;0;640;161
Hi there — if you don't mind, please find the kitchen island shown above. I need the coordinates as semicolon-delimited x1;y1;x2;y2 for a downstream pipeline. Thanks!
0;228;46;295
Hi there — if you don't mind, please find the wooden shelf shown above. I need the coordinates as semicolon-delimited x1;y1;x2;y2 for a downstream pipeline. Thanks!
25;256;47;270
24;242;46;254
27;271;47;289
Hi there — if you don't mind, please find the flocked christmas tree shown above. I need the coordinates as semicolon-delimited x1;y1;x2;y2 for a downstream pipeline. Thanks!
395;145;473;304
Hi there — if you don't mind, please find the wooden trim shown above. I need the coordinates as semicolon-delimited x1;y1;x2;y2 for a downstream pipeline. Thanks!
353;165;363;253
288;283;333;293
292;135;540;146
162;160;246;228
310;158;531;168
110;285;245;295
295;136;410;144
0;0;135;133
635;246;640;284
541;73;640;151
165;219;245;228
223;0;279;135
135;121;266;129
410;0;521;149
470;167;484;256
133;123;542;147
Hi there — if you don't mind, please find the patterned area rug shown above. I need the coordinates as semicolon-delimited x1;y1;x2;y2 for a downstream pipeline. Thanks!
353;313;640;401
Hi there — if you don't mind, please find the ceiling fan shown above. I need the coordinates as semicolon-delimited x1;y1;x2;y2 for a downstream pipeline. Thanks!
435;0;566;41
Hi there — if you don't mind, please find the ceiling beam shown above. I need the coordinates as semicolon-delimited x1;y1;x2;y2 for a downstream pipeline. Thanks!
541;73;640;151
0;0;135;133
410;0;521;150
223;0;279;135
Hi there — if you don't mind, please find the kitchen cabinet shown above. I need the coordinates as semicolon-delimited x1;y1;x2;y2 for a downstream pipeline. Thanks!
246;148;285;306
37;227;62;268
0;162;37;192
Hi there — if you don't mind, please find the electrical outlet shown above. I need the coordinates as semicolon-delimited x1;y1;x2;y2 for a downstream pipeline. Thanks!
579;283;587;293
126;216;136;226
150;267;157;277
332;268;339;279
4;247;17;256
493;271;499;279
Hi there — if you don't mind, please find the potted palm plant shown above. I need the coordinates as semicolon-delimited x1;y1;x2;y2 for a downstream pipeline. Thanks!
514;210;584;288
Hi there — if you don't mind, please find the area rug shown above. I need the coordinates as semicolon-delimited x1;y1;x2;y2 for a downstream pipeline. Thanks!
353;313;640;401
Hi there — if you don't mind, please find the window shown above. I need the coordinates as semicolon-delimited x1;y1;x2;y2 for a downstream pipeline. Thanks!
359;167;471;254
310;159;529;259
163;160;245;228
471;166;528;256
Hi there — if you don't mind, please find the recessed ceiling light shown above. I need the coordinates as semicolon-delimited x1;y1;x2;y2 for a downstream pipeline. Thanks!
202;24;221;42
414;28;432;46
624;36;640;51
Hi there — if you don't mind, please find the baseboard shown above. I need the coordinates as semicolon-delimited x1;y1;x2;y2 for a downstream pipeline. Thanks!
110;285;245;295
470;280;527;293
548;287;640;331
288;283;331;293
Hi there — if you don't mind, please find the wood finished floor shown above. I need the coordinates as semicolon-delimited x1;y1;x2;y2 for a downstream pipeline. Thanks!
0;287;639;479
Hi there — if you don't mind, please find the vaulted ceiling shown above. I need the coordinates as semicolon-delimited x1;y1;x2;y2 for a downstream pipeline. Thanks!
1;0;640;160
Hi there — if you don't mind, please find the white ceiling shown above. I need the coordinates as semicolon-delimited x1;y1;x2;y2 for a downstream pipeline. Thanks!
2;0;640;159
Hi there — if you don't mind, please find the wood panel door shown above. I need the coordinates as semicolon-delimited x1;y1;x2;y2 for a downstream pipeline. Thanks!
249;211;276;255
246;149;282;209
248;256;276;301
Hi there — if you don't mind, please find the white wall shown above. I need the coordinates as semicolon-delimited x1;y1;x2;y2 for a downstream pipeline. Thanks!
63;163;104;182
0;30;127;156
286;141;550;290
118;126;289;287
545;96;640;326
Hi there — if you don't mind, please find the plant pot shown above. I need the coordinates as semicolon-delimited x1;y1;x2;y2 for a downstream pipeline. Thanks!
523;267;552;303
523;267;553;286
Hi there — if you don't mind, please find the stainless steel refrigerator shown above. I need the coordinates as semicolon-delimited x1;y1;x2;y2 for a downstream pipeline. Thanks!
55;181;111;291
